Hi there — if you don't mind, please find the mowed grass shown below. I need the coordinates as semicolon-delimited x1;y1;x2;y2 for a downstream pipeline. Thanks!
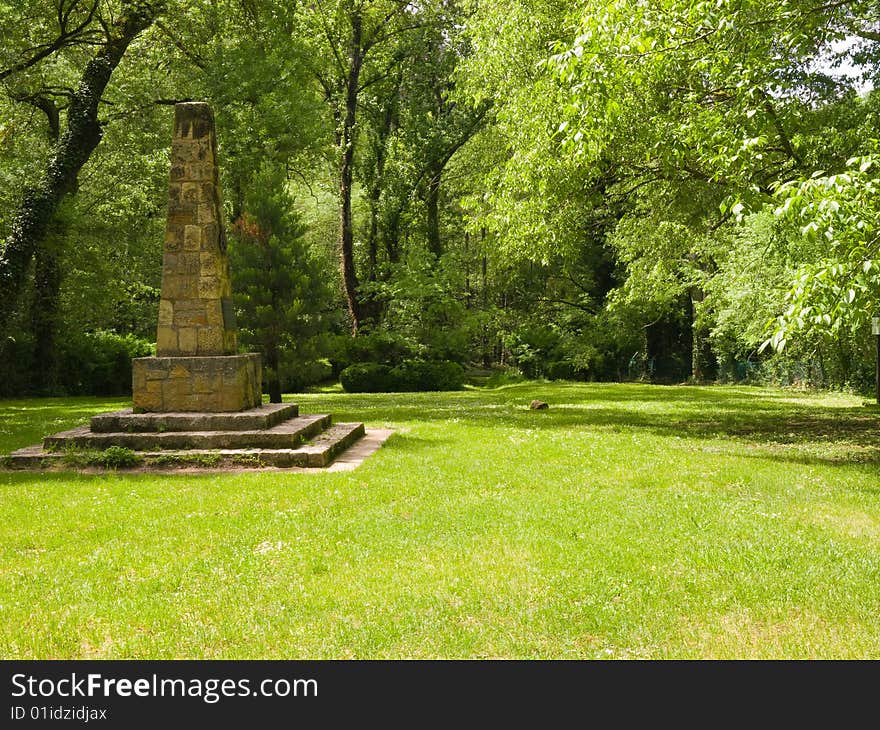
1;382;879;659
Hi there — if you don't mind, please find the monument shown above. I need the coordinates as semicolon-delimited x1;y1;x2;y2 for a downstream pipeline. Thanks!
5;102;381;470
132;102;261;413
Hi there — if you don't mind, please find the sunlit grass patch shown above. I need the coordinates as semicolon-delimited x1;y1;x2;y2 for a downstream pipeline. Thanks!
1;383;879;658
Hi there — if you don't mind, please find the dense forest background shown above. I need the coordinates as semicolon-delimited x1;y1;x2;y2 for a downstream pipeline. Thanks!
1;0;878;398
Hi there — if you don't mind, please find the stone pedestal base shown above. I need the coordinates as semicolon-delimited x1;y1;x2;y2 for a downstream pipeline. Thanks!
132;353;261;412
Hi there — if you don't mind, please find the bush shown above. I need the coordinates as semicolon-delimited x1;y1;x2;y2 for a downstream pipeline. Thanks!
390;359;464;392
339;363;393;393
389;360;435;391
430;361;466;391
329;332;416;376
483;366;527;388
340;360;465;392
279;358;334;393
0;334;35;397
546;361;589;381
58;331;154;396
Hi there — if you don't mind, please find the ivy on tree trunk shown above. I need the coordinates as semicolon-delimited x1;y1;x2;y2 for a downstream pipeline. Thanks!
0;2;162;334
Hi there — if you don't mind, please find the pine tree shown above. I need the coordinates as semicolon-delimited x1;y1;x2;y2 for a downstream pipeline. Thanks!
229;163;331;402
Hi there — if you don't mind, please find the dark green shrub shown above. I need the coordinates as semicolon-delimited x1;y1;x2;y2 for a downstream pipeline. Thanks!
482;366;527;388
228;162;335;403
389;360;435;391
339;363;393;393
280;359;334;393
431;360;465;391
58;331;154;396
388;359;465;392
329;332;416;376
546;361;589;381
340;360;464;392
0;333;35;397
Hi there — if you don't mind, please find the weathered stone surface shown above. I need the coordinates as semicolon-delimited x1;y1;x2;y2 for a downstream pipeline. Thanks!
177;328;198;352
158;300;173;326
157;102;235;357
45;413;330;451
7;423;371;471
155;324;172;349
132;354;262;412
90;403;299;433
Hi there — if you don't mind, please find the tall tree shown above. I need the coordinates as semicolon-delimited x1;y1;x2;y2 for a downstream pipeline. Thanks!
354;0;489;302
302;0;424;333
0;0;164;333
229;162;333;402
460;0;879;379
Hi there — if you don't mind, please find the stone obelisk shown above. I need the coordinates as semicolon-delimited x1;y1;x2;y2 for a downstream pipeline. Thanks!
132;102;261;412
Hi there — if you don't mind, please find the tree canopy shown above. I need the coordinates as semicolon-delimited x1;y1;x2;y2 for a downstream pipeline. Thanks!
1;0;878;396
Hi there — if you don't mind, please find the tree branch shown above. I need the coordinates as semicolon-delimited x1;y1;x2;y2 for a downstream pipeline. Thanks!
0;0;101;81
154;19;207;69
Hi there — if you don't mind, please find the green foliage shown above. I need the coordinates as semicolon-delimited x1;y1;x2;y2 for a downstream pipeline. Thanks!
481;366;528;388
765;153;880;352
388;360;465;392
0;333;34;397
372;250;473;363
0;330;153;398
548;0;864;180
329;331;417;375
457;0;588;262
1;0;878;398
457;0;880;389
546;361;588;381
58;331;154;397
61;446;143;469
339;363;393;393
229;162;334;399
340;359;464;392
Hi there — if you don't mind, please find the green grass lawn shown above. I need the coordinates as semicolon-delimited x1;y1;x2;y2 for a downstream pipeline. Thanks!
1;382;879;659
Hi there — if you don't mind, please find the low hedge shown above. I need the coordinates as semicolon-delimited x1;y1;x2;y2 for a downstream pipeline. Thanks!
340;360;464;393
546;360;589;381
339;363;393;393
59;331;154;396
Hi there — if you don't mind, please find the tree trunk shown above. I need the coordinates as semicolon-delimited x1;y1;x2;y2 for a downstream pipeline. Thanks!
267;375;282;403
426;170;442;258
0;4;160;334
690;287;709;382
365;81;398;282
266;339;282;403
30;240;63;394
338;12;364;335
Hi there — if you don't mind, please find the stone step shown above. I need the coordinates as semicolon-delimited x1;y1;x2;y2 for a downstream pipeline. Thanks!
5;423;367;470
43;414;331;451
90;402;298;433
138;423;367;469
293;422;367;467
2;445;53;469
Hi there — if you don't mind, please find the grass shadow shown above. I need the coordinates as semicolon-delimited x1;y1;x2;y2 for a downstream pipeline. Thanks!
4;385;878;470
297;383;880;468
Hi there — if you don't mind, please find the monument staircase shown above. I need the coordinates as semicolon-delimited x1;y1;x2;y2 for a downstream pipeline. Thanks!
8;403;366;470
5;102;377;472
